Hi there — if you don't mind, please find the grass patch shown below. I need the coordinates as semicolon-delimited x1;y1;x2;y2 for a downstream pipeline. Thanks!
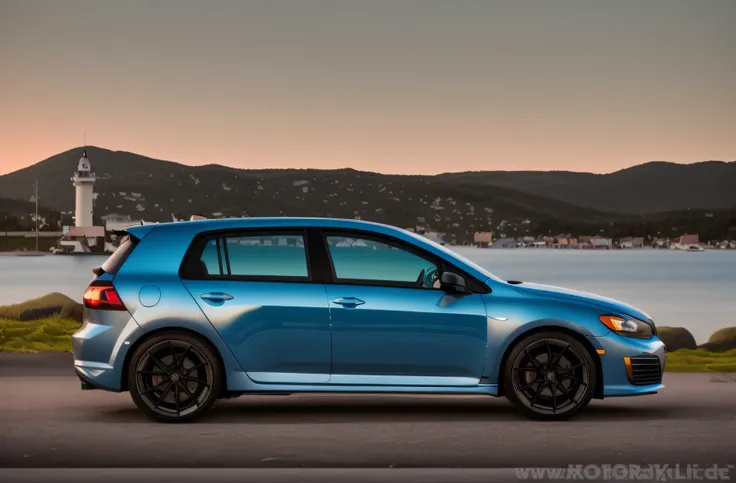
665;348;736;372
0;317;82;353
0;292;81;319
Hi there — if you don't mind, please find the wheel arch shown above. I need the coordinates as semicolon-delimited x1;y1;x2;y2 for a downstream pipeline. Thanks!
495;325;604;399
120;326;227;396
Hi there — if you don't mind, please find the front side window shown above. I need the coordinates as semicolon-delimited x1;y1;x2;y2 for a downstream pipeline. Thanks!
325;234;440;288
223;234;308;279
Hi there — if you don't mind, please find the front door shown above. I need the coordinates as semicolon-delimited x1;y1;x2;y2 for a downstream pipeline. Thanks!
182;232;331;384
322;232;488;386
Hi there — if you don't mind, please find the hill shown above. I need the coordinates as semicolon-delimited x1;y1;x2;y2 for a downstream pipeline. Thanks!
0;147;625;243
0;147;734;243
438;161;736;214
0;197;66;231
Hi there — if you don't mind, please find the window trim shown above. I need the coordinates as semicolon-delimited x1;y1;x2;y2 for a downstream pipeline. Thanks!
319;228;489;293
179;228;313;283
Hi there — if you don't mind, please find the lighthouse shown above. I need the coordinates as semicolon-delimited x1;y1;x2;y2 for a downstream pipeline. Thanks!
71;148;96;227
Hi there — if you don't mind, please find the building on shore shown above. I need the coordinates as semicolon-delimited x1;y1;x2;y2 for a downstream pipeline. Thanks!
59;226;105;253
491;237;516;248
554;237;570;248
473;231;493;248
671;233;704;251
520;236;536;247
619;237;634;248
652;237;669;248
618;236;645;249
586;236;612;249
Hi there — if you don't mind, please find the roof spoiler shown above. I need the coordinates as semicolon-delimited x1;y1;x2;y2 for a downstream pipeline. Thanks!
126;224;156;240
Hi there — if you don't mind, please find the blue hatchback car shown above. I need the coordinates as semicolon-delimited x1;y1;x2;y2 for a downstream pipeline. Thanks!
73;218;665;422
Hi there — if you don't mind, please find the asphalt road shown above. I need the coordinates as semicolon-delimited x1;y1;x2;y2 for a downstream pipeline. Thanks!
1;353;735;473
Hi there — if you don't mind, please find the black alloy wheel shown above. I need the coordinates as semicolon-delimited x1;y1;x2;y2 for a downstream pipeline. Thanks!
128;332;222;422
504;331;596;420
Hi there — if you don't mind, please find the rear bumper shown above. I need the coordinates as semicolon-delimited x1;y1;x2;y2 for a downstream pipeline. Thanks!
75;367;104;390
592;332;666;397
72;308;144;392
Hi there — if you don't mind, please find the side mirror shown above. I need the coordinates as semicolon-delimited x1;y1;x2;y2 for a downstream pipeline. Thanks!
440;271;467;293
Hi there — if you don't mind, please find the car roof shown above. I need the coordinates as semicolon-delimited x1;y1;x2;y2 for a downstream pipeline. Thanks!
127;217;397;238
125;217;499;284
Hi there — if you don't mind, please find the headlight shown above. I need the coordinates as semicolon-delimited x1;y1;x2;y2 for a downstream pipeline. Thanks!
598;315;653;339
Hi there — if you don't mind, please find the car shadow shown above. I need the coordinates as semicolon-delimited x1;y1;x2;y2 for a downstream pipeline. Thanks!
94;395;690;424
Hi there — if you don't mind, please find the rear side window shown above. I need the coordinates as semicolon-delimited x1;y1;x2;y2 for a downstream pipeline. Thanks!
224;234;308;278
101;237;137;274
181;232;309;280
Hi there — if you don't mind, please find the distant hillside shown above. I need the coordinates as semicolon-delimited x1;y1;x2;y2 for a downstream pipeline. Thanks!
438;161;736;214
0;147;734;242
0;197;65;231
0;147;624;243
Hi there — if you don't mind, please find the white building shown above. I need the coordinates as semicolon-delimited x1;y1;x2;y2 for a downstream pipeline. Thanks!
589;236;612;249
58;226;105;253
57;148;107;253
71;149;96;227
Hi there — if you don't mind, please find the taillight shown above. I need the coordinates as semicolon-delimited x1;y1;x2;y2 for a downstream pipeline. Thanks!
83;283;127;311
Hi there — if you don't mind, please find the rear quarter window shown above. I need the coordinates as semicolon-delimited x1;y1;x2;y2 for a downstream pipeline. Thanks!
101;237;137;274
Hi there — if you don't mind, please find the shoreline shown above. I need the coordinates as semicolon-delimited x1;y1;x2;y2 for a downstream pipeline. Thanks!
0;251;48;257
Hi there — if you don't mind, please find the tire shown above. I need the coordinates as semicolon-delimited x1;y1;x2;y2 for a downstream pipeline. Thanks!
127;331;222;423
503;331;596;420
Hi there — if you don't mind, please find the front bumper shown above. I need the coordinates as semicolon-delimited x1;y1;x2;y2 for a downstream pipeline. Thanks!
591;332;666;397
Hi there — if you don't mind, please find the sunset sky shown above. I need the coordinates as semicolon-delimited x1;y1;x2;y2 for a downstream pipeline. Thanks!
1;0;734;176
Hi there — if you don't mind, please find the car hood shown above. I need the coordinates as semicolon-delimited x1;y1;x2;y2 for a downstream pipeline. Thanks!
511;282;651;322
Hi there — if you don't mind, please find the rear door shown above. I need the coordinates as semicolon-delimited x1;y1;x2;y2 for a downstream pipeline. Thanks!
181;229;332;384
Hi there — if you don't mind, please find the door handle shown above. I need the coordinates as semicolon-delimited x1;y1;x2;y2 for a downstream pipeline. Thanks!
200;292;234;302
332;297;365;307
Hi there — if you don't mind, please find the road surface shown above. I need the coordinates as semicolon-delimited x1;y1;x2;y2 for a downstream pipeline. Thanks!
1;353;734;476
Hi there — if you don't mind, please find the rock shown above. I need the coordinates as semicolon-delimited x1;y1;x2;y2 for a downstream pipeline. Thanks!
699;327;736;352
17;306;62;321
657;326;697;352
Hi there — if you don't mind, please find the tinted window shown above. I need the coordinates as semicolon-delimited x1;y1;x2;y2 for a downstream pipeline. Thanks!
224;234;308;278
200;239;221;276
100;237;136;274
326;235;439;288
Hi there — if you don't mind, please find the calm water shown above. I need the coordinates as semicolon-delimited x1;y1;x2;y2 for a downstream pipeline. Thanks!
1;249;734;343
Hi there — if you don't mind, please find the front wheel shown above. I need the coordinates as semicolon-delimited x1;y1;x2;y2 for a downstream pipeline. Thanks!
127;332;222;423
503;331;596;420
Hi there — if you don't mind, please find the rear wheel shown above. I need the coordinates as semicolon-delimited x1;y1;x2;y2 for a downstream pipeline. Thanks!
127;332;222;423
503;331;596;420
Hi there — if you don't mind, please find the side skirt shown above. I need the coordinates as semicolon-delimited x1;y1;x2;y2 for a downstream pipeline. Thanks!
226;371;499;396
